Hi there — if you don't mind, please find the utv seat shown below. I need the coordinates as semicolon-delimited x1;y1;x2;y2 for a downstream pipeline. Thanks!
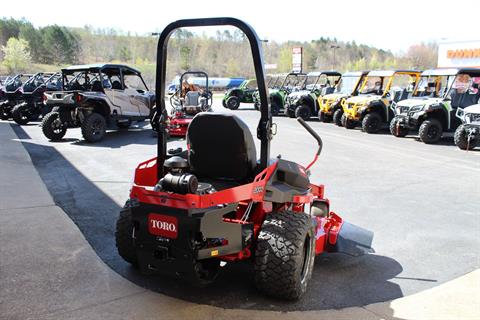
91;81;103;92
187;113;257;190
112;80;122;90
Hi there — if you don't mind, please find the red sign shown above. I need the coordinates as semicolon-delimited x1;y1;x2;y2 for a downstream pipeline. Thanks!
148;213;178;239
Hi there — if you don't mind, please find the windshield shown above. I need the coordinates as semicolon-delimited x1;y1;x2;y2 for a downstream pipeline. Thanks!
282;74;304;90
412;75;449;98
360;76;389;95
335;76;360;94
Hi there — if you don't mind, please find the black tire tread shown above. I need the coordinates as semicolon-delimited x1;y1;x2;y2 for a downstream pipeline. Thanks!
115;203;138;266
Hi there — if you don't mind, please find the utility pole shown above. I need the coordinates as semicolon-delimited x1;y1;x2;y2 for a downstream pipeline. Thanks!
330;44;340;70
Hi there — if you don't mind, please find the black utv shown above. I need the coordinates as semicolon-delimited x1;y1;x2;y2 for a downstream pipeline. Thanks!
11;73;63;125
0;74;34;120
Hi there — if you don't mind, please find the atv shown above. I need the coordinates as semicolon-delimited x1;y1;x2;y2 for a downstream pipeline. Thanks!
0;73;34;120
166;71;212;138
391;68;480;144
222;78;257;110
318;71;369;126
284;71;341;120
455;103;480;150
254;72;306;116
41;64;155;143
115;17;373;301
11;72;63;125
342;70;420;133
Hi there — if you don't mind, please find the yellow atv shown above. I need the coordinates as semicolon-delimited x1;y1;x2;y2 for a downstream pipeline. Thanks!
341;70;421;133
318;71;368;126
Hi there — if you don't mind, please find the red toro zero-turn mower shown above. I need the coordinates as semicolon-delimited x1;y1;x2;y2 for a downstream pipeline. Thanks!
116;17;374;300
167;71;212;137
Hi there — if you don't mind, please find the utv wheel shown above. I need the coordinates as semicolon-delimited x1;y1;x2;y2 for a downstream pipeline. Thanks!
226;96;240;110
341;113;355;129
254;210;315;300
41;112;67;141
12;104;32;125
0;105;10;120
295;104;312;121
81;112;106;143
115;202;138;266
389;118;408;137
362;112;382;133
284;107;295;118
419;119;443;144
254;102;260;110
332;109;343;126
318;111;332;123
454;125;478;150
222;99;227;108
271;101;280;116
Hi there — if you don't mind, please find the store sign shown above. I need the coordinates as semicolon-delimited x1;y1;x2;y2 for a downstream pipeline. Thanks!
438;41;480;68
292;47;303;73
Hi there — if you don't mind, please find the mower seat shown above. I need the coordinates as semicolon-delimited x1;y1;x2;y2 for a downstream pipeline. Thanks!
187;113;257;185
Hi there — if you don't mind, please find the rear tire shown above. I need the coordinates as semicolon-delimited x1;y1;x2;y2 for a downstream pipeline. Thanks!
0;104;11;120
362;112;382;133
81;112;106;143
271;100;280;116
284;107;295;118
41;112;67;141
295;104;312;121
454;125;477;150
254;211;315;300
12;104;32;125
115;202;138;266
332;109;343;126
226;96;240;110
419;119;443;144
389;118;408;137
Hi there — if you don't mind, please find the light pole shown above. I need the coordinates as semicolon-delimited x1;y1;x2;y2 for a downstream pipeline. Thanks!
330;44;340;70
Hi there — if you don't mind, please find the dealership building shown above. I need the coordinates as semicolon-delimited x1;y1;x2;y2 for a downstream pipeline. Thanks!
437;40;480;68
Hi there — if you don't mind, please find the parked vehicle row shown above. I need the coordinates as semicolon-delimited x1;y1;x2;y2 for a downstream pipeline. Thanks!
223;68;480;150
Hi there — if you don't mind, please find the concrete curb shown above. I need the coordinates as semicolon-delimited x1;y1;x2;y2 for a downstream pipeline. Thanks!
1;121;478;320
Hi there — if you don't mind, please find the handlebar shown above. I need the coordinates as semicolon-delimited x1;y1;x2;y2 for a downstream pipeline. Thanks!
296;117;323;170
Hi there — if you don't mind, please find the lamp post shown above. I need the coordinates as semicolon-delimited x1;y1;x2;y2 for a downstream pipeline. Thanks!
330;44;340;70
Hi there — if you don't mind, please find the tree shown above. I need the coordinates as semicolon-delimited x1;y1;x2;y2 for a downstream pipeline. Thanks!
1;37;32;73
42;25;80;64
405;43;438;69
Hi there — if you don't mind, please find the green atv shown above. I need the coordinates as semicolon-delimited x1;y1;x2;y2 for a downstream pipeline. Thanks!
254;72;306;116
222;79;258;110
284;71;341;120
391;68;480;144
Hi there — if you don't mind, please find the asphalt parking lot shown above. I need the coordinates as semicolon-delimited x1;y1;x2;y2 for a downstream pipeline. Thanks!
8;99;480;312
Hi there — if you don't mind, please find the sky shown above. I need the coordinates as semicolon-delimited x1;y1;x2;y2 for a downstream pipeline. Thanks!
2;0;480;53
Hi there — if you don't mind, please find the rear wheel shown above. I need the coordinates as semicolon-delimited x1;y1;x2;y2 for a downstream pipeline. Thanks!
12;104;33;125
318;111;332;123
226;96;240;110
0;104;11;120
419;119;443;144
81;112;106;143
362;112;382;133
115;201;138;266
271;100;280;116
295;104;312;121
284;106;295;118
41;112;67;141
332;109;343;126
389;118;408;137
454;125;478;150
254;210;315;300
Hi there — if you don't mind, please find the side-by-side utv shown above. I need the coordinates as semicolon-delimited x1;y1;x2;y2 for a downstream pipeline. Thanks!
222;78;257;110
342;70;421;133
0;73;34;120
391;68;480;144
115;17;373;301
318;71;369;126
11;72;63;125
284;71;341;120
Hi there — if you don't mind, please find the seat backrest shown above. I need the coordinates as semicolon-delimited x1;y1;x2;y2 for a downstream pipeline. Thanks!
112;80;122;90
187;113;257;181
185;91;200;106
91;81;103;92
